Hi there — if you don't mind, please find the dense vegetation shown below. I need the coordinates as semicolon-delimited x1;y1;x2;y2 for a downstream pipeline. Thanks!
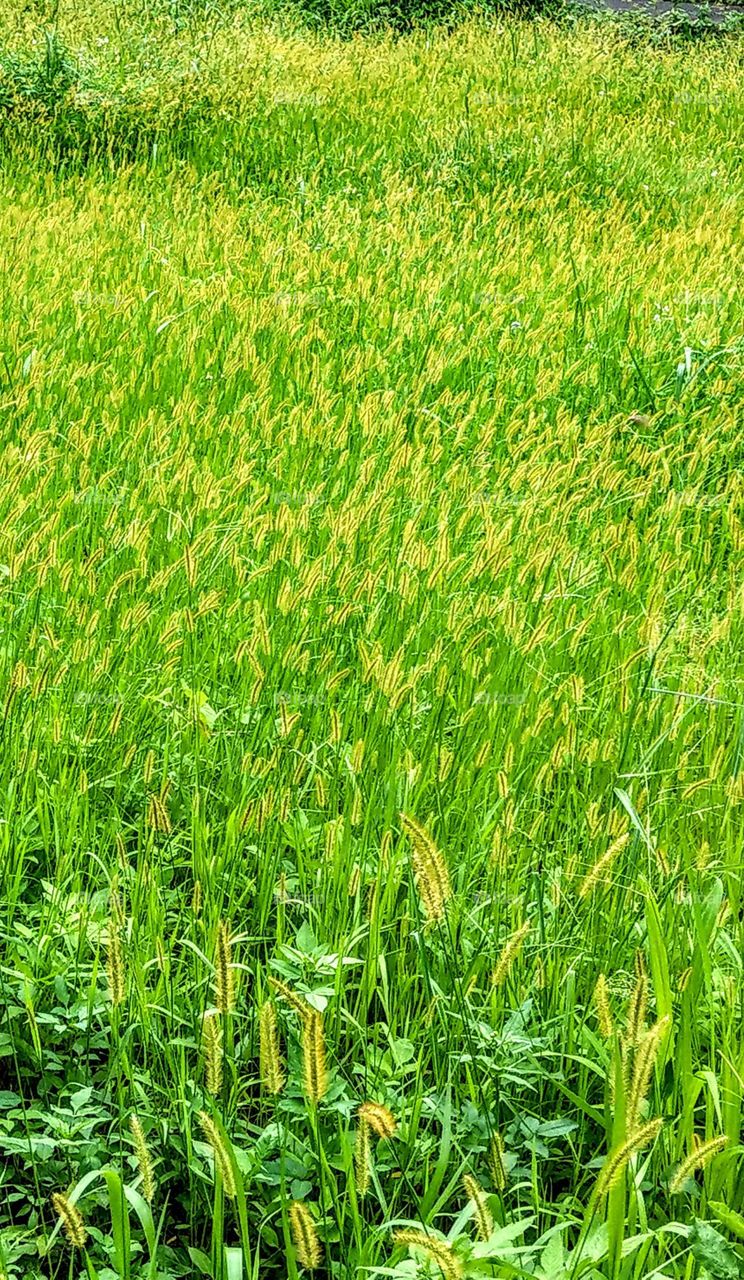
0;2;743;1278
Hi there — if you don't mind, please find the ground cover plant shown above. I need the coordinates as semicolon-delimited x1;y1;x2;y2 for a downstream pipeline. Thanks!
0;2;743;1277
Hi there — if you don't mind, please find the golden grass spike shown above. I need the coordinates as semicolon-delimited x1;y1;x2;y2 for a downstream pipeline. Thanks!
52;1192;87;1249
625;970;648;1045
289;1200;322;1269
355;1116;371;1197
359;1101;397;1139
593;1119;663;1201
669;1135;728;1194
463;1174;493;1241
626;1017;669;1130
214;920;235;1014
491;923;530;988
202;1012;223;1096
578;834;629;898
594;973;613;1038
191;879;203;917
488;1132;508;1191
269;975;310;1018
393;1230;463;1280
302;1009;327;1105
259;1000;285;1095
106;919;126;1008
198;1111;236;1198
129;1115;155;1203
400;812;451;924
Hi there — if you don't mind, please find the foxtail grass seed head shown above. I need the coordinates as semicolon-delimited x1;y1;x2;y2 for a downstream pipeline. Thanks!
359;1101;397;1139
106;919;126;1008
214;920;235;1014
489;1132;508;1191
198;1111;236;1198
355;1116;371;1196
669;1135;728;1194
290;1201;322;1269
129;1115;155;1203
593;1119;663;1201
269;975;310;1018
491;923;530;988
626;1016;669;1130
203;1012;223;1096
191;879;202;917
400;812;451;924
594;973;613;1038
110;881;124;928
146;791;172;834
259;1000;285;1095
578;834;629;898
626;971;648;1045
463;1174;493;1241
302;1009;327;1105
393;1231;463;1280
52;1193;87;1249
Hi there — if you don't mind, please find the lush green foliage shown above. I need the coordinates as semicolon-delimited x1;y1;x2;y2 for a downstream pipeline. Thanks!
0;4;743;1278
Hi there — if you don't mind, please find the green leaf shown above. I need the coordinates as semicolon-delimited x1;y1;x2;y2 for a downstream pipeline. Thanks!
225;1246;244;1280
689;1219;741;1280
708;1202;744;1242
102;1168;131;1280
188;1245;214;1275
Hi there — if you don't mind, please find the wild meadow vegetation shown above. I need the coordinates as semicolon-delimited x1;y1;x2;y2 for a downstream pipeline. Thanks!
0;0;743;1277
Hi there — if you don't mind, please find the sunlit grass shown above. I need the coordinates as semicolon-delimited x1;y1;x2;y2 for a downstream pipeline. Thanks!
0;6;742;1279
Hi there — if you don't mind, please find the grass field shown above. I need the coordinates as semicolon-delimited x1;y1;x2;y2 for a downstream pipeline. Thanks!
0;4;743;1278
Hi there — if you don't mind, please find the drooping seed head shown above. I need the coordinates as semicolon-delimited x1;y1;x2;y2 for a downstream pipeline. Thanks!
669;1134;728;1194
358;1101;397;1140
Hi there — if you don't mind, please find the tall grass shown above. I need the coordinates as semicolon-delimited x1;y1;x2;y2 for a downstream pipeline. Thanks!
0;4;742;1278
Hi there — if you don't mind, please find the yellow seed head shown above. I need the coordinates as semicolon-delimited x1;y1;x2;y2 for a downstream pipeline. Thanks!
214;920;235;1014
302;1010;327;1105
192;879;203;917
129;1116;155;1203
400;812;451;924
358;1101;397;1140
269;975;310;1018
488;1132;508;1191
593;1119;663;1201
259;1000;285;1095
355;1117;371;1196
290;1201;322;1269
578;834;629;898
491;923;530;988
203;1012;223;1096
198;1111;236;1198
463;1174;493;1241
626;1017;669;1131
594;974;613;1038
626;971;648;1045
52;1193;87;1249
106;921;126;1008
669;1135;728;1194
393;1231;463;1280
